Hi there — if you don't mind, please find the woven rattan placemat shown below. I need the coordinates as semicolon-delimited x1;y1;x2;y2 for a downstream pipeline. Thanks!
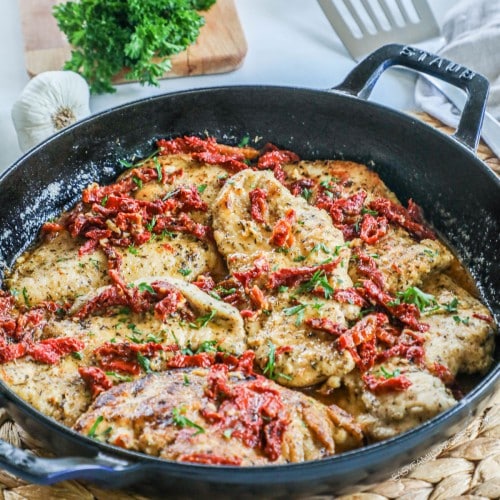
0;112;498;500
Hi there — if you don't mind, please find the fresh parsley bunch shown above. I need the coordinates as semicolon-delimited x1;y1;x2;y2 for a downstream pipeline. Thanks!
53;0;216;94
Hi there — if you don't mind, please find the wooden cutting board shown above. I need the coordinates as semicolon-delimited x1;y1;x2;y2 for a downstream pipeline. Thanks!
19;0;247;82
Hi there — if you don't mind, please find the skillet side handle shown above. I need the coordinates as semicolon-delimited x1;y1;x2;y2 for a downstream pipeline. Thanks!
332;43;489;152
0;438;142;487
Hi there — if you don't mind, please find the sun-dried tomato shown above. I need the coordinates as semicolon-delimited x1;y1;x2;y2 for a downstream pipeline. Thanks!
359;214;388;244
362;373;412;393
361;279;429;332
28;337;85;364
353;249;385;289
202;361;289;462
233;255;270;290
94;341;169;375
78;366;113;399
193;151;249;173
288;178;315;197
249;188;268;223
472;313;493;323
306;318;346;336
333;288;367;307
270;209;296;248
192;274;216;292
179;453;243;466
369;197;435;241
316;190;367;225
267;259;339;290
248;285;269;311
167;352;215;369
428;362;454;385
257;144;299;170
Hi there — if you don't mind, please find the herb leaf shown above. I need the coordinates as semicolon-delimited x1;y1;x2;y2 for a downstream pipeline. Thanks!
53;0;216;94
172;406;205;434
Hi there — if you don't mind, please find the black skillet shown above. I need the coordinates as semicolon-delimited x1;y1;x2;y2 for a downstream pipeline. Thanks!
0;44;498;498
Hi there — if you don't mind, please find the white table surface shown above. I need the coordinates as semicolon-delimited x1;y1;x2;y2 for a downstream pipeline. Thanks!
0;0;457;173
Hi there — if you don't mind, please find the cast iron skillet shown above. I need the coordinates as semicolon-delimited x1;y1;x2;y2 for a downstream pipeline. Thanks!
0;44;498;498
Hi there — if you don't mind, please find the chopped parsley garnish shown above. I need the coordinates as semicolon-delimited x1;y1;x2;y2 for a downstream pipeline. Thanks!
132;177;143;189
390;286;437;312
183;374;190;386
443;297;459;313
293;255;306;262
189;309;217;329
172;407;205;434
119;159;134;169
71;351;83;360
197;184;207;193
153;157;162;182
453;315;470;325
87;416;104;438
379;366;400;379
178;267;192;277
283;303;306;325
301;188;313;201
296;270;334;299
146;216;157;232
137;352;152;373
138;282;155;294
361;207;378;216
263;341;292;381
106;371;133;382
22;287;30;307
128;245;139;255
238;136;250;147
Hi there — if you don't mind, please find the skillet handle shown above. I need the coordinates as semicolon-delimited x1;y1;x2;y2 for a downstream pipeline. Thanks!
332;43;489;152
0;438;143;487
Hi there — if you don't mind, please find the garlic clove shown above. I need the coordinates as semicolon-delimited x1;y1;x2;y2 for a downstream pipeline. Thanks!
12;71;91;152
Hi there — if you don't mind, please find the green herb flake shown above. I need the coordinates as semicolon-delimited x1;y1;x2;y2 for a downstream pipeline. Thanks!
154;157;162;182
137;353;152;373
283;303;306;325
22;287;30;307
118;159;134;169
138;282;155;294
395;286;437;312
189;309;217;329
178;267;192;277
380;366;400;379
128;245;139;255
106;371;133;382
172;406;205;435
132;177;143;189
183;374;190;386
71;351;83;360
87;416;104;438
238;136;250;148
443;297;459;313
197;184;207;193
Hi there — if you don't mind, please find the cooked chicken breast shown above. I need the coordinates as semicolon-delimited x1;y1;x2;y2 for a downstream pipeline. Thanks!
213;169;357;388
73;364;363;465
421;274;495;376
349;227;453;294
340;359;456;441
6;231;225;306
283;160;400;203
0;277;246;426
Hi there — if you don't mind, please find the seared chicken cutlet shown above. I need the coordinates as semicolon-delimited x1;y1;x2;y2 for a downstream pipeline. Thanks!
284;160;453;294
0;277;245;426
213;169;357;388
339;359;456;441
73;357;363;465
421;274;495;376
6;154;230;307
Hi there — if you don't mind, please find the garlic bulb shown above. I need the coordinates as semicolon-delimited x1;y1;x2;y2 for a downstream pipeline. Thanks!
12;71;90;152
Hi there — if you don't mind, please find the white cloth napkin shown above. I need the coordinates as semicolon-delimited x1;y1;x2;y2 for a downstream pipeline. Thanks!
414;0;500;128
